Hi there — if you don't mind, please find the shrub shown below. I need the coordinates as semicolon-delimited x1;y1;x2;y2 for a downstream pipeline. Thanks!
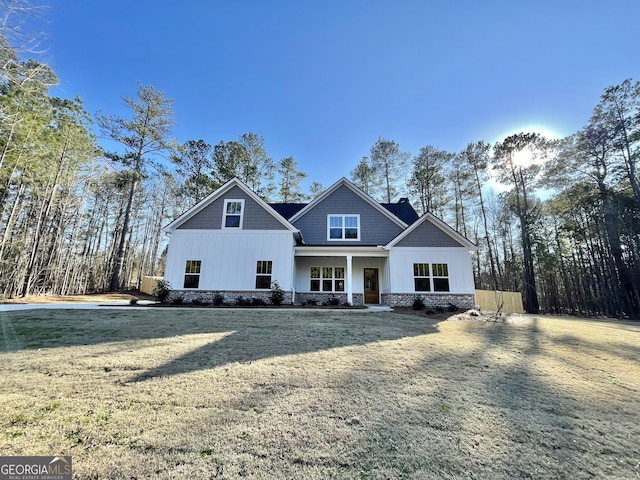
153;280;171;304
269;281;285;306
327;295;340;306
171;297;183;305
129;298;139;305
306;298;318;306
412;297;425;310
236;296;251;306
448;303;458;312
213;292;225;306
251;297;266;306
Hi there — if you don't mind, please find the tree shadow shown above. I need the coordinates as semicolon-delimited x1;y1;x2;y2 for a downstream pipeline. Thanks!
126;312;444;383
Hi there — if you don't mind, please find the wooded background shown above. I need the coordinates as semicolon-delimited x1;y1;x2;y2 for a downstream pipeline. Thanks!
1;4;638;317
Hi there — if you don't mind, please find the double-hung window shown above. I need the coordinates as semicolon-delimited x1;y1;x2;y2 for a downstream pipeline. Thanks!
255;261;272;289
310;267;345;292
184;260;201;288
223;199;244;228
413;263;450;292
327;214;359;241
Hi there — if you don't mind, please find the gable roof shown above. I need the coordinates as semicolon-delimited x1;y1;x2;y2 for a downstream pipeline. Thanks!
385;212;477;250
162;178;299;234
287;177;408;228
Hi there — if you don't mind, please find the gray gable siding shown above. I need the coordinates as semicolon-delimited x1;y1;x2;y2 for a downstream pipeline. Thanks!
177;186;288;230
292;185;403;245
394;219;465;247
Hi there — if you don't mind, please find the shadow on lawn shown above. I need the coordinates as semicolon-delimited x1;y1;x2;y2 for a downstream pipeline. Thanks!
0;308;449;381
309;317;640;478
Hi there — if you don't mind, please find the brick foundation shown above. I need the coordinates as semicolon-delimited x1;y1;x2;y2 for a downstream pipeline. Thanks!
381;293;476;309
295;292;364;306
169;290;293;305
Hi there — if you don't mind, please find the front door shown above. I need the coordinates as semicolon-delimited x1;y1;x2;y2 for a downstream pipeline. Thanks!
364;268;379;304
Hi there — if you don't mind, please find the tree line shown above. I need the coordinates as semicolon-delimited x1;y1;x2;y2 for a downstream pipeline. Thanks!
1;5;638;317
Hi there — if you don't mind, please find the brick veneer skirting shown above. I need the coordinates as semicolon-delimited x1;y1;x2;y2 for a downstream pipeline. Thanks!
169;290;293;305
381;293;476;309
295;292;364;306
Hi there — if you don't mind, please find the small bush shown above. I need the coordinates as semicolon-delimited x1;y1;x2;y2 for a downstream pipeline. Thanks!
251;297;266;306
236;296;251;306
129;298;139;305
213;292;225;306
171;297;183;305
269;281;285;306
412;297;425;310
328;295;340;306
435;306;445;313
192;298;211;306
153;280;171;304
306;298;318;306
448;303;458;312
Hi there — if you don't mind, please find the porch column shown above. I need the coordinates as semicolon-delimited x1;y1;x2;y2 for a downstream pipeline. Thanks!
346;254;353;305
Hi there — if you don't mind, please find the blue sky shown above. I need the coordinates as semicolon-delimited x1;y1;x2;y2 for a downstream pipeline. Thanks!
33;0;640;190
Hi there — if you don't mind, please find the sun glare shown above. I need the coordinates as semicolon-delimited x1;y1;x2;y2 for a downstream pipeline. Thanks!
512;148;534;167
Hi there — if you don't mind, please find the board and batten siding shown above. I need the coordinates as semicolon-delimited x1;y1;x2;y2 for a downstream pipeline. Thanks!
394;219;466;247
177;186;288;231
388;247;475;294
164;230;296;291
292;185;403;245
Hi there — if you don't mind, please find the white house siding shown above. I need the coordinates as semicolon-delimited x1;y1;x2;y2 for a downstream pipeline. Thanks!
164;230;296;292
387;247;476;308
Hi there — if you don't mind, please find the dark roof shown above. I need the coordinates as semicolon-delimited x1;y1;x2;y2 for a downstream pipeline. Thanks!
381;199;420;225
270;198;419;225
269;203;307;219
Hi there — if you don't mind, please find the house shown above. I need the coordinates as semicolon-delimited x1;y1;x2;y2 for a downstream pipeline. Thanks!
162;177;477;308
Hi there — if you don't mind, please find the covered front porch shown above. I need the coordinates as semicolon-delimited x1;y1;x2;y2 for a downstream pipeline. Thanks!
292;246;389;305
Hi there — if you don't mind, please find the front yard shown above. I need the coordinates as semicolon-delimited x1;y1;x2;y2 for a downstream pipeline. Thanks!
1;308;639;479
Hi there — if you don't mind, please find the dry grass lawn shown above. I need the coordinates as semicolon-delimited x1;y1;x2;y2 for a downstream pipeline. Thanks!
0;307;639;479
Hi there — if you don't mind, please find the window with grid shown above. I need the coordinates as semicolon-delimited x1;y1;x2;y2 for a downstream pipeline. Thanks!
413;263;450;292
223;199;244;228
255;260;272;289
413;263;430;292
310;266;345;292
432;263;450;292
327;215;359;241
184;260;201;288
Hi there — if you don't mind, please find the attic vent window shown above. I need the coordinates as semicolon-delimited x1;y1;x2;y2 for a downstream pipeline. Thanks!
327;214;360;241
223;199;244;228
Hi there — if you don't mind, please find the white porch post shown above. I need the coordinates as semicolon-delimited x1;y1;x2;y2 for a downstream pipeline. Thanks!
346;254;353;305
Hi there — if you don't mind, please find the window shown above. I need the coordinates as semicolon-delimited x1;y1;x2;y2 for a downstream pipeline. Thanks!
223;199;244;228
414;263;430;292
310;267;345;292
432;263;450;292
255;260;272;289
327;215;359;241
184;260;201;288
413;263;450;292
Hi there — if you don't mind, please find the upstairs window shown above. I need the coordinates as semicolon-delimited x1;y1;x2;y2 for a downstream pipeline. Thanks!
255;260;272;289
327;214;360;241
184;260;201;288
223;199;244;228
